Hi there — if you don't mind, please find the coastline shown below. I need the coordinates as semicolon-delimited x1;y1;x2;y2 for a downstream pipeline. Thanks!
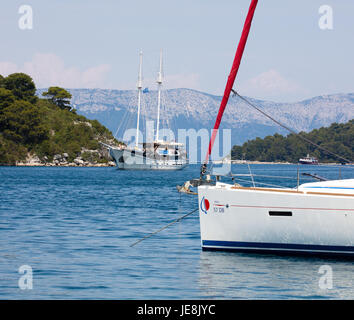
2;149;117;167
214;160;348;166
3;160;350;167
13;162;116;167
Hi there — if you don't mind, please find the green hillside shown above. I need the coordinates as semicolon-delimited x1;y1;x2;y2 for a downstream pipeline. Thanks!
231;120;353;163
0;73;122;165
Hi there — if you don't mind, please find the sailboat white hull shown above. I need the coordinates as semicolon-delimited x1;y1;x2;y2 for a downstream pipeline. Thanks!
198;182;354;256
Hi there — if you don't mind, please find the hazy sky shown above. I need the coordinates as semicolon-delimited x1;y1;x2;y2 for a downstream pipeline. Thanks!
0;0;353;102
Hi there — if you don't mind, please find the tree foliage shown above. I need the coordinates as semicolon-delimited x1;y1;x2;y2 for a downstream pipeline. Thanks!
42;86;72;110
0;75;5;88
0;100;49;145
0;72;121;165
231;120;354;163
4;73;37;104
0;88;15;112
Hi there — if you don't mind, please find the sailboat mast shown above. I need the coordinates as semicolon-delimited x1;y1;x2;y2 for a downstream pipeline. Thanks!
202;0;258;170
136;50;143;148
156;49;163;142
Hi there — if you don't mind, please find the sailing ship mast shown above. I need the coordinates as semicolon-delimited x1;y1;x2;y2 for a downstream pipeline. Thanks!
156;49;163;142
136;50;143;148
105;49;188;170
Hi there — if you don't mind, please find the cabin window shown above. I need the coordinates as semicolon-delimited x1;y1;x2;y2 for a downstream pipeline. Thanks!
269;211;292;217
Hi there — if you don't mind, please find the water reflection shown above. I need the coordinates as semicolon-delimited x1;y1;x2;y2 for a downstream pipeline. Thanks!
198;250;354;299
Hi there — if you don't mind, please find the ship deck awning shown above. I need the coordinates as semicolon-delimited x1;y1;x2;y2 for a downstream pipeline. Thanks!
142;141;184;148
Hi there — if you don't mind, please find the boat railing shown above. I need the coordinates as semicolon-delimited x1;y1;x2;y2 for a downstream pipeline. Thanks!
210;163;353;189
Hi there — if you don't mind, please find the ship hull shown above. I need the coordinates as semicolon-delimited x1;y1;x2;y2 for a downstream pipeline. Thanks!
299;160;318;165
109;148;188;170
198;183;354;256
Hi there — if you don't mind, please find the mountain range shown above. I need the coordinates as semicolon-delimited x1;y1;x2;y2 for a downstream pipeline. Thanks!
37;88;354;147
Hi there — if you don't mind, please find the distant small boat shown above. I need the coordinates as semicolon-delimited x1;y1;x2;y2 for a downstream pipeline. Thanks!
299;154;319;165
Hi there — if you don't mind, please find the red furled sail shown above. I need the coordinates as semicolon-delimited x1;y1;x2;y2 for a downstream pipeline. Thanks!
203;0;258;165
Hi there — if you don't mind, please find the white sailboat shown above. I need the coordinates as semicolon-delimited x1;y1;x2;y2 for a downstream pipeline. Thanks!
198;178;354;256
107;50;188;170
179;0;354;256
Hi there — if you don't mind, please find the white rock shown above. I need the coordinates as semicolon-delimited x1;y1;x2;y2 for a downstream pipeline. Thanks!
74;158;84;165
53;154;62;160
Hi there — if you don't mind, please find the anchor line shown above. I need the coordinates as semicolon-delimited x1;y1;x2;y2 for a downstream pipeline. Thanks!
130;208;198;247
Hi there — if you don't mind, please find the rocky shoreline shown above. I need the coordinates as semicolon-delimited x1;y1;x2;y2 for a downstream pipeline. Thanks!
15;162;116;167
9;154;347;167
14;151;116;167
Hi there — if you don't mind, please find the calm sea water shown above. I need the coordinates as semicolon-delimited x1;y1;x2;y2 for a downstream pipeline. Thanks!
0;164;353;299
